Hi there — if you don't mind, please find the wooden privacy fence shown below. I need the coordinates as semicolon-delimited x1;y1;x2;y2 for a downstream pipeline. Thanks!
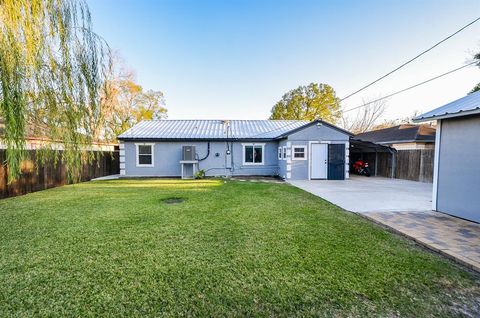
394;149;434;182
360;149;434;183
0;150;119;199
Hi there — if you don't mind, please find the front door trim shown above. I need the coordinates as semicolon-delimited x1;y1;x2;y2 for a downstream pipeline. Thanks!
308;141;330;180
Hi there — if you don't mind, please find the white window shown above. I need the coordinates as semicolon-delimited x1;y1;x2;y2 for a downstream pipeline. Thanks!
242;143;264;165
136;143;154;167
278;147;282;160
292;146;307;160
282;146;287;160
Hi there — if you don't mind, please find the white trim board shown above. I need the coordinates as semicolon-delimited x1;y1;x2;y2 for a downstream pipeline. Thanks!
241;143;265;165
432;120;441;211
345;141;350;179
292;145;307;161
308;141;330;180
135;142;155;167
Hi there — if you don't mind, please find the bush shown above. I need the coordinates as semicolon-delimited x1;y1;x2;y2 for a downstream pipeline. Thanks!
194;169;205;179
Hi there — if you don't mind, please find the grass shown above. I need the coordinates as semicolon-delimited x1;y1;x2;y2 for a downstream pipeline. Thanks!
0;179;479;317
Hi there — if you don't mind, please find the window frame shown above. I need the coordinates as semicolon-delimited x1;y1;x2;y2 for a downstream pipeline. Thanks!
278;146;282;160
135;143;155;167
292;145;307;161
282;146;287;160
242;143;265;165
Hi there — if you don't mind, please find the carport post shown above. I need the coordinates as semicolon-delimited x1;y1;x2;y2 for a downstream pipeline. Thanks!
374;150;378;176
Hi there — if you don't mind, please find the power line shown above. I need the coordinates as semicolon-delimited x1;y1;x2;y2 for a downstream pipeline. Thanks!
340;16;480;101
343;61;477;113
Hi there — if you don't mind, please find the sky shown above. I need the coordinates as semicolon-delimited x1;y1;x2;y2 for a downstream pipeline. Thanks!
87;0;480;122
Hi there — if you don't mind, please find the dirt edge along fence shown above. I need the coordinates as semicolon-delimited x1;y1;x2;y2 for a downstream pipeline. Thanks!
0;149;119;199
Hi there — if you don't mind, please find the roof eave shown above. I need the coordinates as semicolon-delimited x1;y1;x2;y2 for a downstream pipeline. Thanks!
117;137;276;142
349;137;397;153
414;108;480;122
275;119;353;139
376;139;435;144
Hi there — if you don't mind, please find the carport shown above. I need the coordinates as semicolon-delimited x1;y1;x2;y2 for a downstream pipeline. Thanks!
290;139;427;213
349;138;397;178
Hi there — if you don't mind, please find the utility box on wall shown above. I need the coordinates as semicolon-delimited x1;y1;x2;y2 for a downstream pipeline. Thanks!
226;151;232;169
182;146;196;161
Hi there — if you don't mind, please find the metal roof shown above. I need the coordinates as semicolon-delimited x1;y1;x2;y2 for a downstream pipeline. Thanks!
414;91;480;122
118;120;311;140
350;138;396;153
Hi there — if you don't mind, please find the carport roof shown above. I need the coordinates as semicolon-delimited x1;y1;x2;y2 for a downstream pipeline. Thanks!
350;138;396;153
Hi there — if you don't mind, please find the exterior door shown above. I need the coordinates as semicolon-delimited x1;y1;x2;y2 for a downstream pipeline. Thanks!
310;143;328;179
328;144;345;180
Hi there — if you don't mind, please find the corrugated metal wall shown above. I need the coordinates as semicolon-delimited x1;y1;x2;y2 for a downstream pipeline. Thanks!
436;115;480;222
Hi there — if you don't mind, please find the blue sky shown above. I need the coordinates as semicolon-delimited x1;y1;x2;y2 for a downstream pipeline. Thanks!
87;0;480;121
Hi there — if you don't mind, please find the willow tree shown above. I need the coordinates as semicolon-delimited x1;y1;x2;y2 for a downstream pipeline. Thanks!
0;0;111;182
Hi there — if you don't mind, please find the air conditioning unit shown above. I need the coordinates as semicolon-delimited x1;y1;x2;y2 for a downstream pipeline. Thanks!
182;146;196;161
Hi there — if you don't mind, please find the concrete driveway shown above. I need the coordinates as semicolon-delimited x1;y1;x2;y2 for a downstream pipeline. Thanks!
289;176;432;213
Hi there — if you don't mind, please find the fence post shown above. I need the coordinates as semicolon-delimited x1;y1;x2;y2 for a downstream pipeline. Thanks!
391;151;396;179
419;149;425;182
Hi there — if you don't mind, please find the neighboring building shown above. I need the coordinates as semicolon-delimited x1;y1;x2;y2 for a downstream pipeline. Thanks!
117;119;352;180
0;137;116;152
355;124;436;150
414;91;480;223
0;120;117;151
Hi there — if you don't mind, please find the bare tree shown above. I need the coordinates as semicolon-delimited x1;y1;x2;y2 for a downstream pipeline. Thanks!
341;98;387;134
470;51;480;93
372;110;431;130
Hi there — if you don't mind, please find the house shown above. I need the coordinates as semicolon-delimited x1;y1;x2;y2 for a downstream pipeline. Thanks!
355;124;436;150
117;119;352;180
414;91;480;223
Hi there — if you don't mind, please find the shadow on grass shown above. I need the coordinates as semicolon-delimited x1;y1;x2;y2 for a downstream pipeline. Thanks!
89;178;225;190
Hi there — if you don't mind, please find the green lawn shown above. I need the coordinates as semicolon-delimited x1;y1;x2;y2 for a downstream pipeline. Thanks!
0;179;479;317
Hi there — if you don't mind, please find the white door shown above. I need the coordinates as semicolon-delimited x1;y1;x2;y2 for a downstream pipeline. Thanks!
311;143;328;179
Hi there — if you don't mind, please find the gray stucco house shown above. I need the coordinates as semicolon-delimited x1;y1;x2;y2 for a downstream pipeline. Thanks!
415;91;480;223
118;119;352;180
